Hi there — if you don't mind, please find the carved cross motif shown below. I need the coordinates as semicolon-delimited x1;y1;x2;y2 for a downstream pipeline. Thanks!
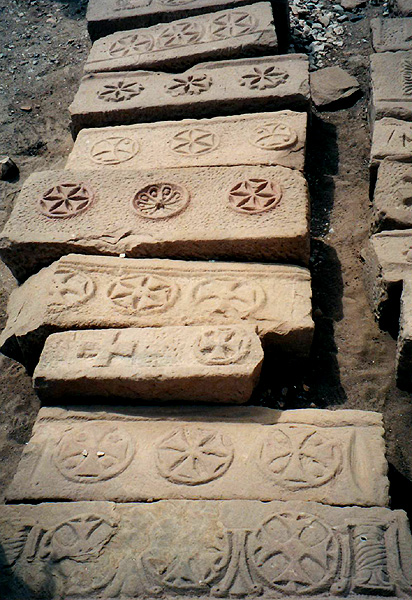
77;331;136;367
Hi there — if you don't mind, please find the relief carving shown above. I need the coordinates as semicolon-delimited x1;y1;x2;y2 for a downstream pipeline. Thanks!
165;73;212;96
156;22;203;49
210;12;257;39
169;127;219;155
97;80;144;102
191;278;266;319
107;273;179;314
193;327;252;365
39;183;94;218
228;178;282;214
240;67;289;91
402;59;412;96
109;32;154;57
131;182;190;219
252;122;298;151
76;331;137;367
352;524;393;594
50;268;96;309
90;136;139;165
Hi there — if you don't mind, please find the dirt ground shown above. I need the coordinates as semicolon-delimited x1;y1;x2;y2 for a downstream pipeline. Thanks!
0;0;411;515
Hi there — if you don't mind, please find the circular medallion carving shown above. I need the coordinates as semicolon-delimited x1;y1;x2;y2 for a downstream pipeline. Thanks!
252;122;298;151
50;269;96;308
192;278;266;319
169;127;219;156
109;32;154;57
107;273;179;314
90;137;139;165
97;80;144;102
165;73;212;96
156;22;203;49
54;424;135;483
156;427;234;485
210;11;257;39
131;182;190;219
39;183;94;218
194;327;252;365
228;179;282;214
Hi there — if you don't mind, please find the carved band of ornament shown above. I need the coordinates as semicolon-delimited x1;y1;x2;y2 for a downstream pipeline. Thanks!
403;59;412;96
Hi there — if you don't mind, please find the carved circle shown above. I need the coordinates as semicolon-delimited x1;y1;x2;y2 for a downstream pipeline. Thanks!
54;424;135;483
131;182;190;219
240;67;289;90
165;73;212;96
259;428;342;489
97;80;144;102
50;269;96;309
210;11;257;39
107;273;179;314
194;327;252;365
156;427;234;485
90;137;139;165
108;32;154;57
228;179;282;214
192;278;266;319
250;512;340;594
156;22;203;49
39;183;94;218
169;127;219;156
252;122;298;151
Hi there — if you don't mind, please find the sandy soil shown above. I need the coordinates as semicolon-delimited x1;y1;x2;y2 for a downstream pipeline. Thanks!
0;0;411;515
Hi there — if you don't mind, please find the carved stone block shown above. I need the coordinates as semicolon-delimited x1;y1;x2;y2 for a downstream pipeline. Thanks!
396;277;412;388
0;164;310;281
85;3;278;74
69;56;310;135
66;111;307;172
86;0;290;42
370;50;412;123
373;159;412;230
0;254;313;369
1;498;411;599
371;17;412;52
6;406;389;505
33;325;263;403
371;117;412;167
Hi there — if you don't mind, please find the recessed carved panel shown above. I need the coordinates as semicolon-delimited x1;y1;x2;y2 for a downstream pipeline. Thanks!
131;182;190;219
194;327;252;365
403;59;412;96
39;183;94;218
90;136;139;165
228;178;282;214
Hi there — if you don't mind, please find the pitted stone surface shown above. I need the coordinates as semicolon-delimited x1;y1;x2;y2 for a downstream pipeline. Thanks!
0;498;411;599
371;17;412;52
0;254;313;368
370;50;412;123
66;111;307;172
69;56;310;135
0;165;310;280
373;159;412;230
6;406;388;505
394;0;412;16
33;325;263;403
86;0;289;42
85;3;278;73
371;117;412;167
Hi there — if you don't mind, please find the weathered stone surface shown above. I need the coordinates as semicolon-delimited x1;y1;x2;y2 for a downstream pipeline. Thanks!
373;159;412;230
0;155;18;180
371;17;412;53
371;117;412;167
33;325;263;403
69;56;310;135
0;254;313;369
1;498;411;599
310;66;361;108
370;50;412;123
396;277;412;388
0;165;310;280
6;406;389;505
66;111;307;172
393;0;412;16
85;3;278;74
86;0;290;42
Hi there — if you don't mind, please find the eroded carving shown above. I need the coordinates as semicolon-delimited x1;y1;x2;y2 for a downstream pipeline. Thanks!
109;32;154;57
156;427;234;485
252;122;298;151
169;127;219;155
97;80;144;102
50;268;96;309
352;524;393;594
107;273;179;313
90;136;139;165
156;22;203;49
39;183;94;218
192;279;266;319
403;59;412;96
77;331;137;367
194;327;252;365
228;178;282;214
210;12;257;39
131;182;190;219
165;73;212;96
240;67;289;90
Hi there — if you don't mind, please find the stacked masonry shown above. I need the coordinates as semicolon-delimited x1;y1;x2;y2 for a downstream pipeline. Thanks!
366;12;412;389
0;1;412;598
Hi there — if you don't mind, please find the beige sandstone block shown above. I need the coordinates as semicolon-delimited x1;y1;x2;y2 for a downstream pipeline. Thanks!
371;17;412;53
33;325;263;403
6;406;388;505
69;56;310;135
371;117;412;167
1;500;411;599
370;51;412;123
396;277;412;388
373;159;412;230
85;3;278;74
66;111;307;172
0;254;313;369
0;165;310;281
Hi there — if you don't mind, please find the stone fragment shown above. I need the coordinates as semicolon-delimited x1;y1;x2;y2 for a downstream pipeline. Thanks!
370;50;412;124
6;406;389;505
66;111;307;172
371;117;412;167
371;17;412;53
0;155;18;180
86;0;290;43
373;159;412;230
340;0;366;8
396;277;412;388
33;326;263;403
0;254;313;369
310;66;361;109
69;56;310;136
1;499;411;600
394;0;412;16
0;165;310;281
85;3;278;74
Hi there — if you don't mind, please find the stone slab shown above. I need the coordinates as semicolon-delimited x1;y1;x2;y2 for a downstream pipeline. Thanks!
0;254;313;369
393;0;412;16
86;0;290;43
1;499;411;600
85;3;278;74
33;325;263;403
371;117;412;168
372;158;412;230
6;406;388;505
371;17;412;53
66;111;307;172
370;50;412;123
0;165;310;281
69;55;310;136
